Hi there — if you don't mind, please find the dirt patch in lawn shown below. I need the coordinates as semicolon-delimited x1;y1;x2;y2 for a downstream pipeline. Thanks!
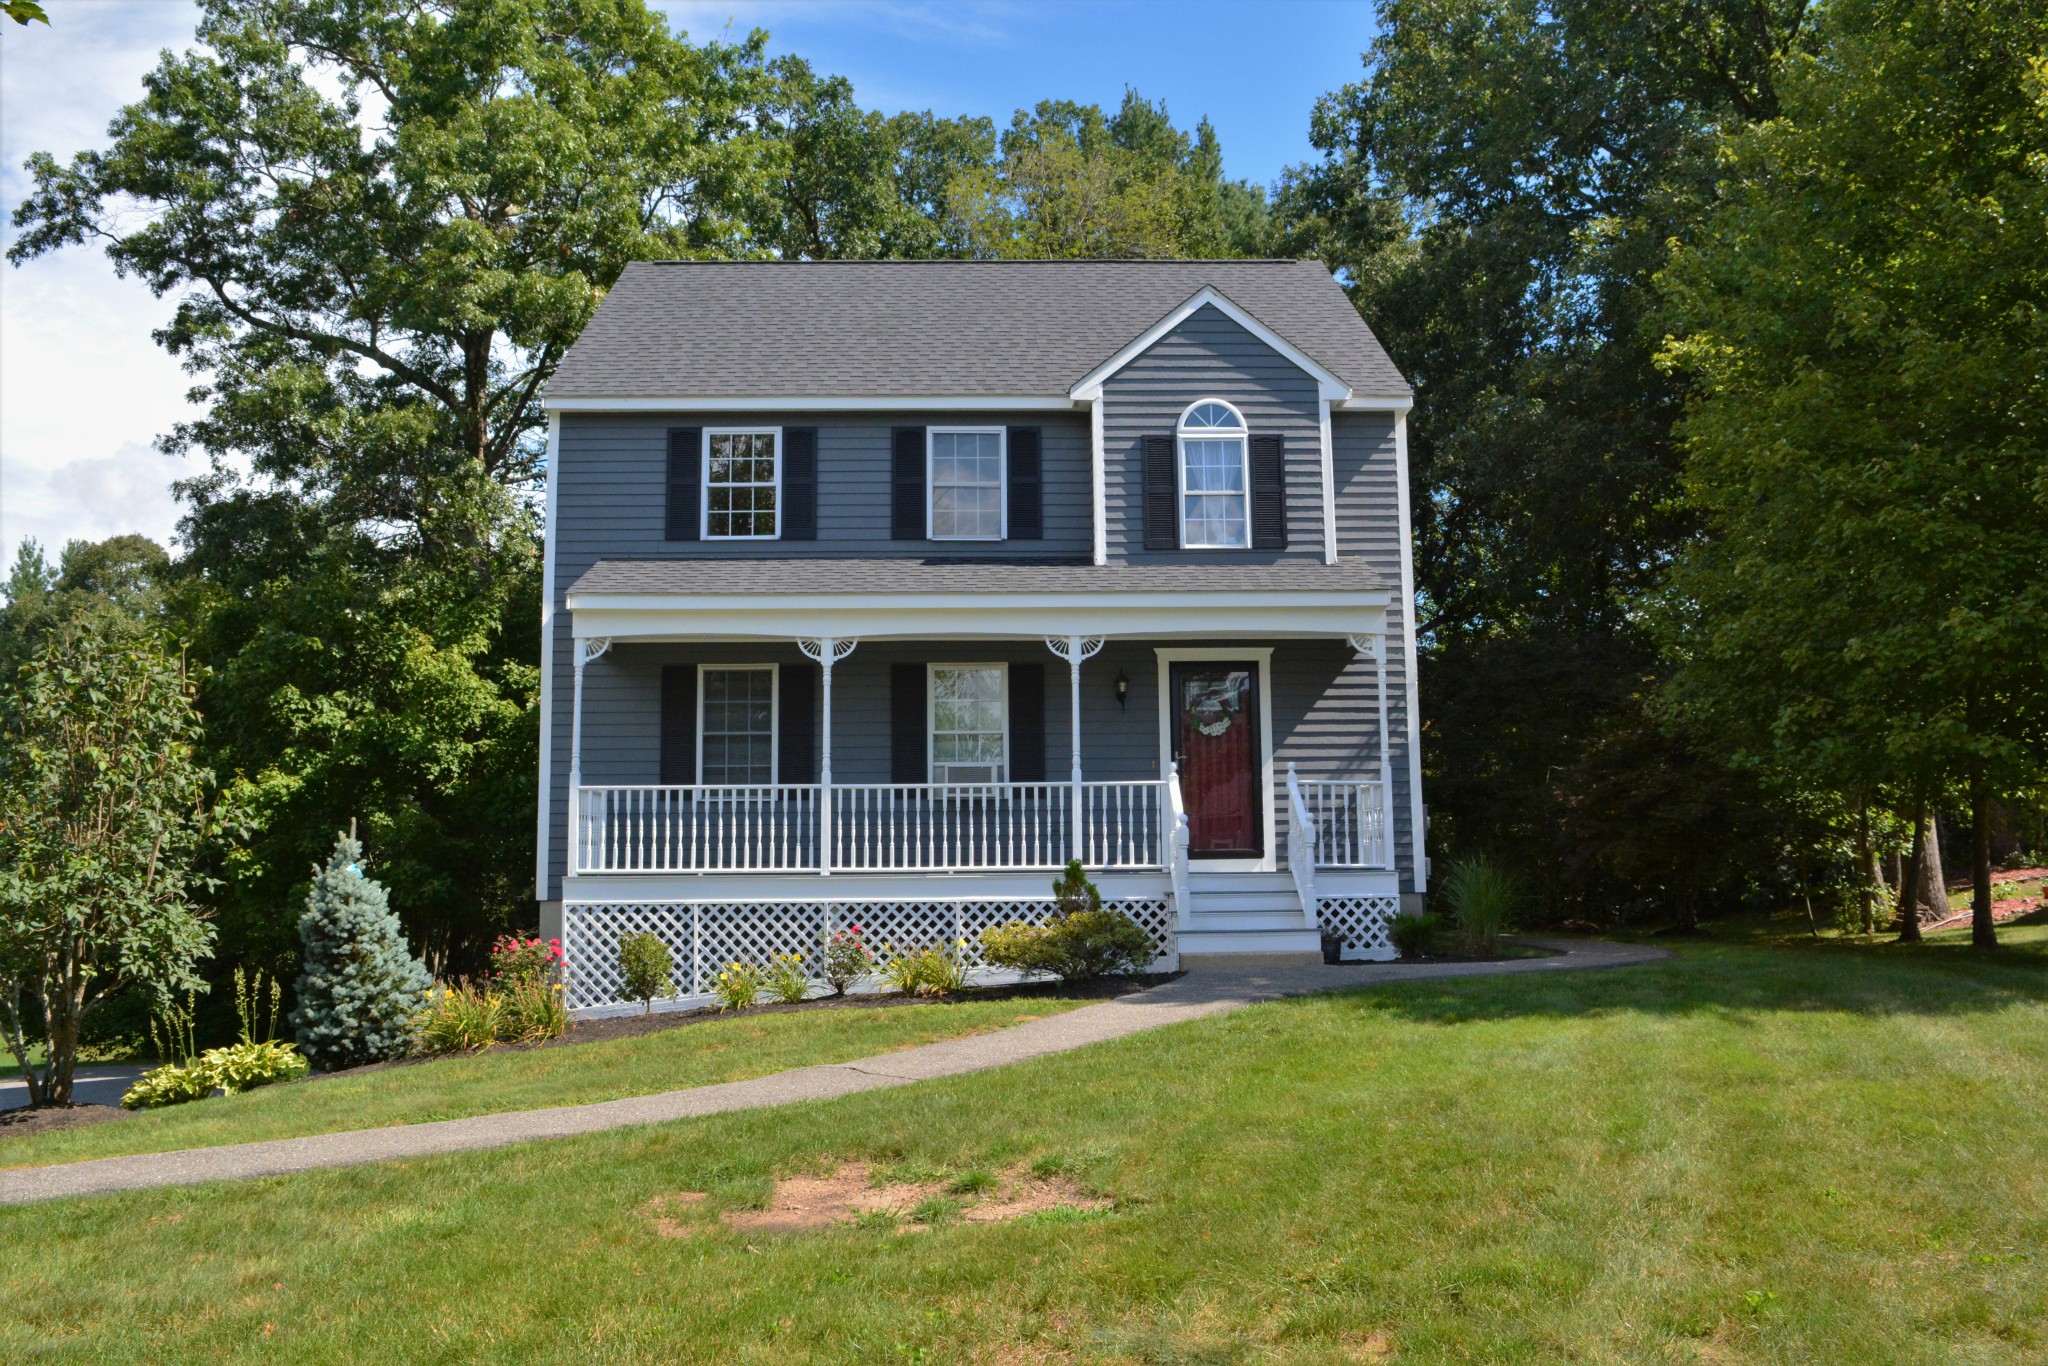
0;1103;136;1138
643;1161;1111;1238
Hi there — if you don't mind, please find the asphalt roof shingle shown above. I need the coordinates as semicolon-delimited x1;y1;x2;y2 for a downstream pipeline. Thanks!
548;259;1410;400
566;557;1389;598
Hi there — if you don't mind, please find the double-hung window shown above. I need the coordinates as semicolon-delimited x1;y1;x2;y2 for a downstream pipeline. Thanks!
699;666;776;785
929;664;1007;784
705;429;780;539
1176;399;1250;549
928;428;1005;540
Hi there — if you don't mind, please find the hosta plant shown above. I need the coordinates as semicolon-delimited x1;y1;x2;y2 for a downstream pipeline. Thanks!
203;1039;310;1094
121;1060;215;1110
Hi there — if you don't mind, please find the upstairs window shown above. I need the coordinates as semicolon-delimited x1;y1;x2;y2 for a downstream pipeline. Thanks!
699;666;776;784
928;428;1006;540
705;429;779;539
929;664;1008;784
1177;400;1249;549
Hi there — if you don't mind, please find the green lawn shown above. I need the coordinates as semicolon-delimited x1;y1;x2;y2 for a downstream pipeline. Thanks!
4;926;2045;1364
1;996;1086;1170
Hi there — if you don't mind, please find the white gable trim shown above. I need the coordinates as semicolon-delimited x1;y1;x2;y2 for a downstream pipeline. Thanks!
1334;395;1415;412
543;395;1080;413
1068;287;1353;403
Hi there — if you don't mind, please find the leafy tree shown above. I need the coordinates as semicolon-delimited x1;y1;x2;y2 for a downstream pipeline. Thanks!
291;832;431;1069
4;1;48;27
0;535;174;676
0;620;218;1106
8;0;779;968
1653;0;2048;949
1276;0;1815;919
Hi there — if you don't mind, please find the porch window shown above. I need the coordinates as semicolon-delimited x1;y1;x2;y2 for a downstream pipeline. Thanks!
1177;399;1249;549
928;428;1005;540
699;667;776;784
705;429;779;539
929;664;1007;784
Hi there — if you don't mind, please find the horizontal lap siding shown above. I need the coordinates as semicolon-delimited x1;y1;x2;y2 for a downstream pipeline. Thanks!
1100;305;1326;564
1331;412;1416;891
545;411;1091;899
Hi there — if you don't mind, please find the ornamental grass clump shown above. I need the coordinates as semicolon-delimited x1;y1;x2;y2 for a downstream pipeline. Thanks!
1440;858;1516;956
618;931;676;1014
822;925;873;996
290;833;431;1070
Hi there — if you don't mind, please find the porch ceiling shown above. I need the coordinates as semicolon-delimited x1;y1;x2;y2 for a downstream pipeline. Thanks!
564;557;1391;641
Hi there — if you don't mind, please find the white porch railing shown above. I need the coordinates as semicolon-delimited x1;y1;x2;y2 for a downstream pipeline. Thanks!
576;781;1169;874
1295;778;1392;868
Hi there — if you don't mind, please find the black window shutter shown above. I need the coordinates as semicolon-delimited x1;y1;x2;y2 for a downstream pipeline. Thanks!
1250;433;1288;550
1006;427;1042;541
891;427;926;540
777;663;816;783
659;666;697;785
782;428;817;541
890;662;927;782
1008;662;1046;782
665;428;701;541
1142;434;1178;550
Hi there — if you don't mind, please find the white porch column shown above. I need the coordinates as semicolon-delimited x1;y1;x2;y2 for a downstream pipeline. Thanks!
1350;632;1393;866
568;637;612;874
1045;635;1105;861
797;637;858;874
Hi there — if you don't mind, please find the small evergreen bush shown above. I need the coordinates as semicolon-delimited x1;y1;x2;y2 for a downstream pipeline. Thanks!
1388;911;1439;959
618;931;675;1014
980;864;1153;982
290;833;432;1071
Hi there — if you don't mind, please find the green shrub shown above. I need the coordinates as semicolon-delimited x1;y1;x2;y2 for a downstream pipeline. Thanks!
765;952;811;1004
1052;858;1102;916
882;942;970;996
822;925;873;996
1441;858;1516;955
414;984;503;1055
981;908;1154;983
497;978;567;1043
291;833;431;1070
1388;911;1439;959
712;960;762;1011
203;1039;310;1094
121;1060;214;1110
617;931;676;1014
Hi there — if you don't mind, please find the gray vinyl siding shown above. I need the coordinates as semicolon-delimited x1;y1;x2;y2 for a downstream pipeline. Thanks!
1100;304;1327;564
553;411;1092;561
1330;411;1417;890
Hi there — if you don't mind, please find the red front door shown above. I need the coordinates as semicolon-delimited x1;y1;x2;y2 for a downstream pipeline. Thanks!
1170;662;1262;858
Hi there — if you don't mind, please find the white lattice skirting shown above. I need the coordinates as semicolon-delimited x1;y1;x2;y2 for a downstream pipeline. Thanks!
563;898;1178;1011
1319;895;1401;961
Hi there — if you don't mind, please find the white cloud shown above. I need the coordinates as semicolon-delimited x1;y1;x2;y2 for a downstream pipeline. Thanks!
0;1;206;566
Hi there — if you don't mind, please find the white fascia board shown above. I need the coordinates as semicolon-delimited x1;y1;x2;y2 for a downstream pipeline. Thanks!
534;411;562;902
1067;286;1353;403
543;394;1080;413
1392;410;1427;892
564;592;1389;643
1334;395;1415;412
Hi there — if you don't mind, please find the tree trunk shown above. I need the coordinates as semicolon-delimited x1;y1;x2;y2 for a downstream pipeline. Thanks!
1920;812;1949;924
1855;799;1879;935
1971;769;1999;951
1896;801;1926;943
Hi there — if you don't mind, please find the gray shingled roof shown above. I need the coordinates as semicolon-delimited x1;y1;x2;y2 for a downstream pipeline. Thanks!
567;557;1390;598
548;260;1409;400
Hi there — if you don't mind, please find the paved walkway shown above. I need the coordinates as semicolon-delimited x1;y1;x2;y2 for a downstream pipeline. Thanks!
0;937;1664;1206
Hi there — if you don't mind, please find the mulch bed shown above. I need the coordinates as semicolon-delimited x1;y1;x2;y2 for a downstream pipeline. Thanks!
0;1103;136;1138
304;972;1181;1084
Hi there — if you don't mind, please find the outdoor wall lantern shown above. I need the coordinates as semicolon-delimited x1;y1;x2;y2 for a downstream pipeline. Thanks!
1114;669;1130;711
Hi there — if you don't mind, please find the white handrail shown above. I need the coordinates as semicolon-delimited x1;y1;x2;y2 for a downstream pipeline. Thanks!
1165;762;1192;929
1286;763;1320;930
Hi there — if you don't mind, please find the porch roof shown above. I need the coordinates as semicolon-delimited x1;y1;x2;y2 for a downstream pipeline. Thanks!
564;557;1391;642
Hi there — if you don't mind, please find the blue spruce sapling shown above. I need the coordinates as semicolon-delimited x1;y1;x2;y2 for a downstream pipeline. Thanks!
290;832;431;1070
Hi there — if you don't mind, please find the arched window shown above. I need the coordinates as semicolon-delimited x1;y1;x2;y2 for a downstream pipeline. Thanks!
1176;399;1249;549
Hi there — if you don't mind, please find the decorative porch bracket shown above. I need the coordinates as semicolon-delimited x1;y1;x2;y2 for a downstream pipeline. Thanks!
797;637;859;875
1349;633;1393;866
568;637;613;876
1045;635;1106;860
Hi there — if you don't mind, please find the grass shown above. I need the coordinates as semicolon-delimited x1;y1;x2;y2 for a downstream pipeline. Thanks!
0;996;1086;1170
4;925;2046;1363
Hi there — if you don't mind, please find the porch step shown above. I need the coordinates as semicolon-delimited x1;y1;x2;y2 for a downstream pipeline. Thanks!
1189;891;1302;915
1176;927;1325;956
1185;871;1295;893
1186;909;1310;932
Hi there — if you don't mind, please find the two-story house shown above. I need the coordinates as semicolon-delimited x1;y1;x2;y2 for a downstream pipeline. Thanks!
536;259;1423;1010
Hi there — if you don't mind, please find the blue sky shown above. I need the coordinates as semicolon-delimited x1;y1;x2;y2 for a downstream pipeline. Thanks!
0;1;1377;565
